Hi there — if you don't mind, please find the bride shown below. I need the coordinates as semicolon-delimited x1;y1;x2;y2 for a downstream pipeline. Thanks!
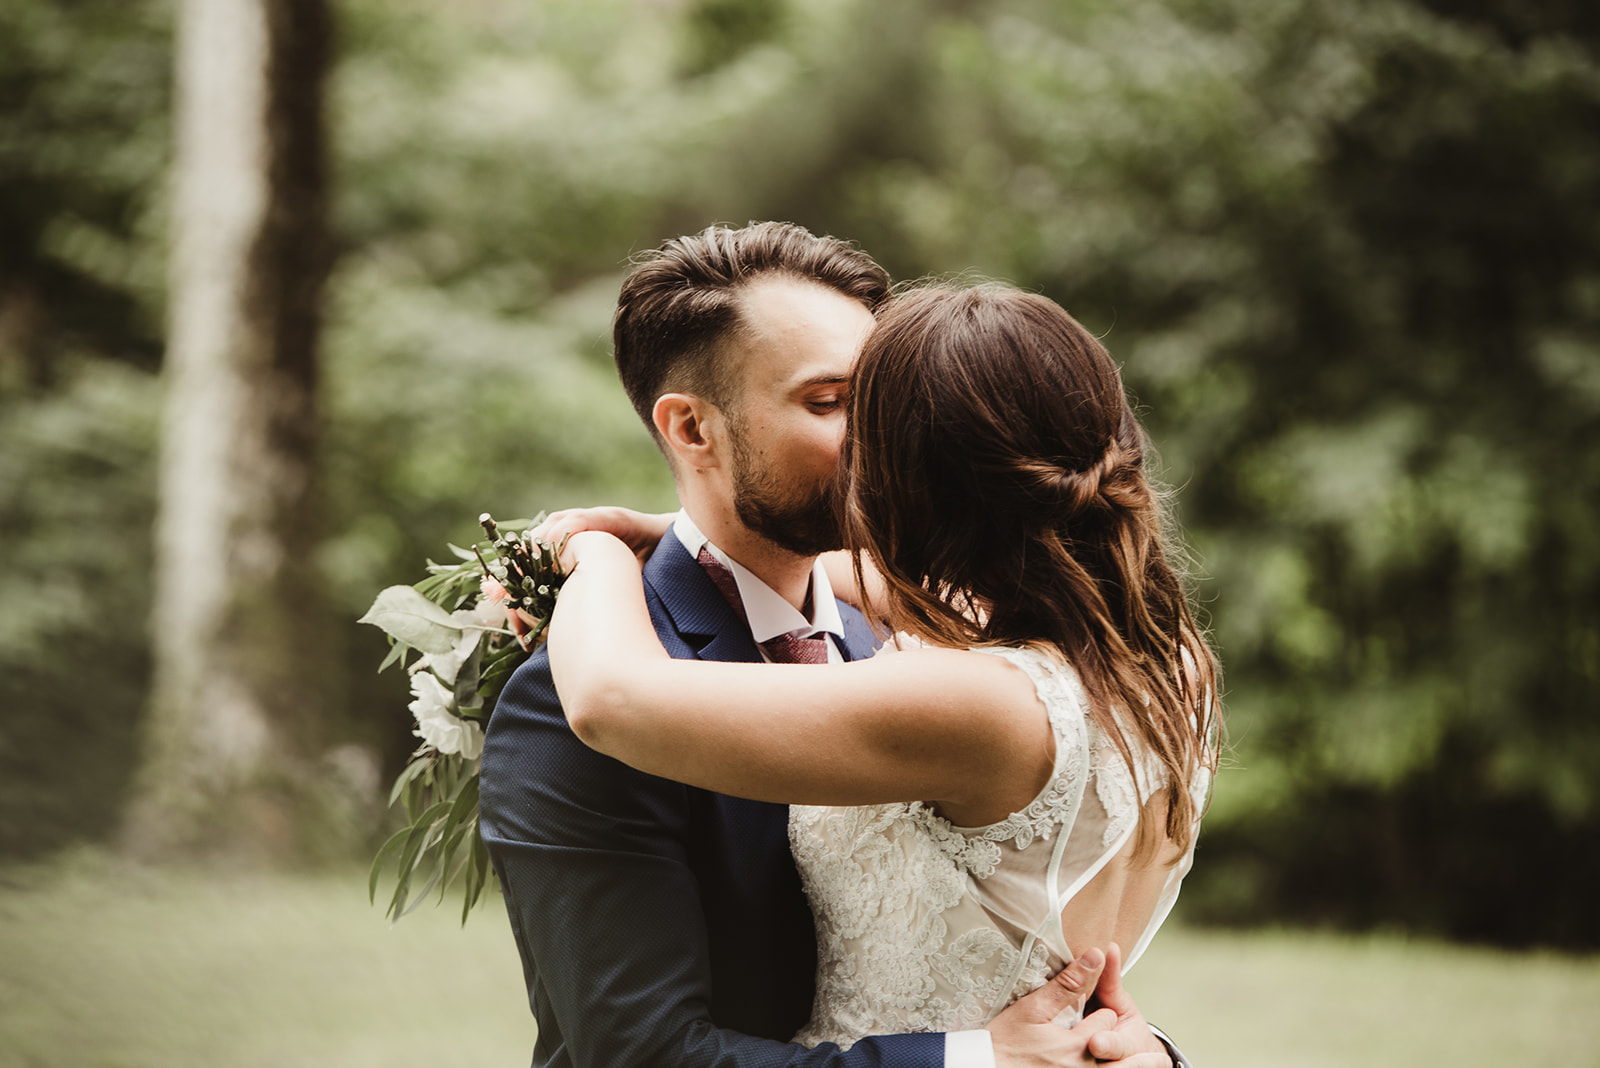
542;283;1220;1051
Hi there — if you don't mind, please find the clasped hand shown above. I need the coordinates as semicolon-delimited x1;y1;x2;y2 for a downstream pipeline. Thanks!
985;943;1170;1068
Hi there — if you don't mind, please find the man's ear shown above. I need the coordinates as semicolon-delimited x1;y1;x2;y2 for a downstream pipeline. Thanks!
653;392;725;471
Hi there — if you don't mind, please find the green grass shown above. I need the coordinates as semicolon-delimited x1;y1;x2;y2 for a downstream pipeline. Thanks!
1130;926;1600;1068
0;852;534;1068
1;852;1596;1067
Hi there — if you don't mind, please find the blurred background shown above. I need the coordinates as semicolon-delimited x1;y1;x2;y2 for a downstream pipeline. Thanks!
2;0;1598;1064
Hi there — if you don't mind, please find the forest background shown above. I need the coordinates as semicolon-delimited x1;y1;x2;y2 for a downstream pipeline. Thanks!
2;0;1598;960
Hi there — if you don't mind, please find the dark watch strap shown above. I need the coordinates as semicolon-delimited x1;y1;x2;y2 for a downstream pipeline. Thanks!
1148;1024;1192;1068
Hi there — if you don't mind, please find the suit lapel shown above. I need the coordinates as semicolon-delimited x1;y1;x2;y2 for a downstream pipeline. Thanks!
643;535;884;664
643;537;765;664
835;604;882;664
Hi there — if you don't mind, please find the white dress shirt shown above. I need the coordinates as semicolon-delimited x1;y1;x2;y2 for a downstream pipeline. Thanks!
671;511;846;664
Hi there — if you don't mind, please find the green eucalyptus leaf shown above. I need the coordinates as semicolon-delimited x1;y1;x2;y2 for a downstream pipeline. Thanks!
359;586;461;655
389;800;455;920
447;774;480;827
387;755;433;807
399;866;445;920
432;778;481;885
376;640;408;674
436;820;473;902
462;828;492;925
369;826;411;905
453;640;484;708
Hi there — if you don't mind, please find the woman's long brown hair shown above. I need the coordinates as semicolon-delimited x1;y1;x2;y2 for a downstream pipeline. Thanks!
844;284;1221;857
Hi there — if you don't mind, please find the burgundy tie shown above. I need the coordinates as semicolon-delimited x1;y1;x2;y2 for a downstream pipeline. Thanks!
696;547;830;665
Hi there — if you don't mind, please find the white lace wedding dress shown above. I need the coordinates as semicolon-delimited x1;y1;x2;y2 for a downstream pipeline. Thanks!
788;645;1208;1049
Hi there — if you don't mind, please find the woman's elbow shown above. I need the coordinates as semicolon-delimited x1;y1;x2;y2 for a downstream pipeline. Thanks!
562;679;629;751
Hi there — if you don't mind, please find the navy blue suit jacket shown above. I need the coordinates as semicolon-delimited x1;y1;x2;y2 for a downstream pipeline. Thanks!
480;536;946;1068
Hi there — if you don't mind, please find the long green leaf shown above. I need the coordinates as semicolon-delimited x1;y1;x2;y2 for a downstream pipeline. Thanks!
461;827;492;926
369;825;412;905
359;586;461;655
432;778;481;889
448;774;479;823
376;640;408;674
453;640;483;709
388;799;455;919
387;754;432;807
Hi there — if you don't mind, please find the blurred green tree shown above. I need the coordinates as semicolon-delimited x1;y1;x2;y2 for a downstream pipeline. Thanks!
0;0;168;859
0;0;168;389
122;0;348;860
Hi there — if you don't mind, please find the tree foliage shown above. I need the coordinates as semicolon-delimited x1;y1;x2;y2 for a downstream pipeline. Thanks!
0;0;168;386
0;0;168;858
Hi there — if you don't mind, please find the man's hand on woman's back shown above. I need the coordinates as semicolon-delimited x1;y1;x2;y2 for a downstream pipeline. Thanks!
985;945;1173;1068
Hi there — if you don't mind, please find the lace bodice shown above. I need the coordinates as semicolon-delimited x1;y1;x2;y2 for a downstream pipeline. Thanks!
788;645;1207;1049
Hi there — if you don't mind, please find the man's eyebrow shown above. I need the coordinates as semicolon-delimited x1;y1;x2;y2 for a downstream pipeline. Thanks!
796;373;850;389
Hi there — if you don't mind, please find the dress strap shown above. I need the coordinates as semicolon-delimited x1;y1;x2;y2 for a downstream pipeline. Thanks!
985;716;1093;1018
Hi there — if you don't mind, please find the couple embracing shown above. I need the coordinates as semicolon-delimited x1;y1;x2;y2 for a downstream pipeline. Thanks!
478;221;1219;1068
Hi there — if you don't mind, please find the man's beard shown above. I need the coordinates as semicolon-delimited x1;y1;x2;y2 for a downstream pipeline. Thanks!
727;421;845;558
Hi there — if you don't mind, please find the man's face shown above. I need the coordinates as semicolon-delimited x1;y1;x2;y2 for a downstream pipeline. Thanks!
719;277;876;557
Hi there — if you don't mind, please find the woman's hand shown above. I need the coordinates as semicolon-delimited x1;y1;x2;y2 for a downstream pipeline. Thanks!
531;507;673;567
553;529;642;577
502;520;655;651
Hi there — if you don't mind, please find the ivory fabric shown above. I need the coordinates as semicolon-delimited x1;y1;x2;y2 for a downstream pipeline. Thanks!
789;644;1208;1049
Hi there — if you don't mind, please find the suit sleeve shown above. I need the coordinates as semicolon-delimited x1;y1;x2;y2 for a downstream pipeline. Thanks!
479;648;946;1068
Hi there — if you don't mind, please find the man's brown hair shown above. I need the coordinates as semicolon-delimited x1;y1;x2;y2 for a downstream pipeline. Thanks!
612;222;890;442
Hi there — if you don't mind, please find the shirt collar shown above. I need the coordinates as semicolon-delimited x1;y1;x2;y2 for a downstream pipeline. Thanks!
672;509;845;644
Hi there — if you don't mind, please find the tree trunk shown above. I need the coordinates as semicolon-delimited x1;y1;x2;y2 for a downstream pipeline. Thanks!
125;0;343;859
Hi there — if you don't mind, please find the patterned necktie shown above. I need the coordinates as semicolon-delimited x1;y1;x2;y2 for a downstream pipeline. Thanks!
696;546;831;665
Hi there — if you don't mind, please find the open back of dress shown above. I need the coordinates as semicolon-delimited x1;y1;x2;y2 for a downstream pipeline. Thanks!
788;644;1210;1049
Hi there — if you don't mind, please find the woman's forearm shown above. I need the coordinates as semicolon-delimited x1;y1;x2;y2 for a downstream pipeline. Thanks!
547;532;672;744
545;535;1048;816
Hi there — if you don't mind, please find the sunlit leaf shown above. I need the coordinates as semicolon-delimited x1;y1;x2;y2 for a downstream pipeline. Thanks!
358;586;462;655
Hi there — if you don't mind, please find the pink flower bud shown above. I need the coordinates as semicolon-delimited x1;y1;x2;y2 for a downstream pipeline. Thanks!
481;576;511;604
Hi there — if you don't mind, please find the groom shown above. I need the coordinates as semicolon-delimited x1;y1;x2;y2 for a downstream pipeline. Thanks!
479;222;1180;1068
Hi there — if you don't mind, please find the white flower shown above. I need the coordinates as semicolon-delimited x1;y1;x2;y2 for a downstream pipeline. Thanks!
408;671;484;759
416;627;480;686
456;597;507;630
415;599;509;685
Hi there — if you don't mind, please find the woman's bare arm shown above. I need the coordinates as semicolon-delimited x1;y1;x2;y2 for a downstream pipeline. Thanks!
548;532;1052;820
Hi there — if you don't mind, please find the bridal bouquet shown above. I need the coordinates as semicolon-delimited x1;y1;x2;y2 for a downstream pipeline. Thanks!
359;513;566;924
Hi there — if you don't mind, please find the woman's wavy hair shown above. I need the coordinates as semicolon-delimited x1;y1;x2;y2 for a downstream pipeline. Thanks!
844;283;1220;857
